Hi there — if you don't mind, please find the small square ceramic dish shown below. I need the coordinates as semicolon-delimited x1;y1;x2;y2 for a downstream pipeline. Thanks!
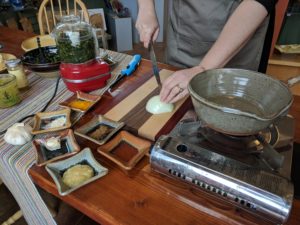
45;148;108;196
75;115;125;145
31;108;71;135
32;129;80;166
97;131;151;171
59;91;101;113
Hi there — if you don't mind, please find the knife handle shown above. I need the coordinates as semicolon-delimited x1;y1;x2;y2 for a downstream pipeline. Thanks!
110;54;142;89
120;54;141;76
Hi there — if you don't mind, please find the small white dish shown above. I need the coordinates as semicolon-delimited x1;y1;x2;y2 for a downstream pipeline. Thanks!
45;148;108;196
31;108;72;135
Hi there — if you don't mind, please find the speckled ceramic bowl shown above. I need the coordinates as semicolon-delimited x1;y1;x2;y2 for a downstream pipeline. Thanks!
188;68;294;135
22;46;60;72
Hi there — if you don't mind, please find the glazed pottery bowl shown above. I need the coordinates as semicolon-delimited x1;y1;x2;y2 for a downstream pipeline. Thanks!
22;46;60;78
21;35;56;52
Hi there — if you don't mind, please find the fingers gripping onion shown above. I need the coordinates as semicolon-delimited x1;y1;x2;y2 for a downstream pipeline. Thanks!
146;95;174;114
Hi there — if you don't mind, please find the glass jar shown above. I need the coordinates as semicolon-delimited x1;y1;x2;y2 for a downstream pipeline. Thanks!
5;59;29;90
0;74;22;108
52;15;98;64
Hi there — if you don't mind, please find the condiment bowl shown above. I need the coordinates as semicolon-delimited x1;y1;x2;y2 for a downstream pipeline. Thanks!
46;148;108;196
21;46;60;78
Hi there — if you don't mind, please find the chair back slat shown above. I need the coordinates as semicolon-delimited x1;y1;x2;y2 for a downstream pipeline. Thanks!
66;0;70;15
74;0;77;16
6;18;18;30
43;7;51;34
50;0;56;26
58;0;62;17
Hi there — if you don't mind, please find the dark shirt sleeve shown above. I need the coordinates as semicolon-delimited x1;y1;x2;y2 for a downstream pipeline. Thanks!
255;0;278;14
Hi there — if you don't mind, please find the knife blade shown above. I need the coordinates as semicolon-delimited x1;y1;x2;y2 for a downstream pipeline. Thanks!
149;42;162;88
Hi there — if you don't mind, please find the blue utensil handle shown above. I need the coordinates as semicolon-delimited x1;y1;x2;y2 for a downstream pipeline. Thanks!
120;54;141;76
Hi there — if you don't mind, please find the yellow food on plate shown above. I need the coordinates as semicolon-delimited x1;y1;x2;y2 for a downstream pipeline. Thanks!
68;99;93;111
62;164;94;188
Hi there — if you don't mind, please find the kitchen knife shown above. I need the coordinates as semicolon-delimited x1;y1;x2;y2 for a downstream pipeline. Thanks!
149;42;162;88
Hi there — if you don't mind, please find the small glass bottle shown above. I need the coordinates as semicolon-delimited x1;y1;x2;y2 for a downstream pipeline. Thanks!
5;59;29;90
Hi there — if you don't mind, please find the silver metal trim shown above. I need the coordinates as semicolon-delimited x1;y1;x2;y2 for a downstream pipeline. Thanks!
149;42;162;88
63;72;111;84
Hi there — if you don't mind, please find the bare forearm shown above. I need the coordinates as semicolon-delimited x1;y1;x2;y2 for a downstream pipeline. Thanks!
137;0;155;11
136;0;159;47
200;0;268;70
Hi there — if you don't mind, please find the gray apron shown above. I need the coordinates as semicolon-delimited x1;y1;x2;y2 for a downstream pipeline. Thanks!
166;0;270;71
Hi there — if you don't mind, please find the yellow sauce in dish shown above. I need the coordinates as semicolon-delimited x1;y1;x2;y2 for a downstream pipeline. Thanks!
68;99;93;111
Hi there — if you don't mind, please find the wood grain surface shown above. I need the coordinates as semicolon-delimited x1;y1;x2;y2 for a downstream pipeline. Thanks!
1;26;299;225
73;66;193;141
29;59;299;225
266;63;300;143
29;150;300;225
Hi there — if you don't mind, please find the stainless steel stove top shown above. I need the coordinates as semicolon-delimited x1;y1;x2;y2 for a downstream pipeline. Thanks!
150;116;295;224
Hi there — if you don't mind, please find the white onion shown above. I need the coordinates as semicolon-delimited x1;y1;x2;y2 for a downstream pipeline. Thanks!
146;95;174;114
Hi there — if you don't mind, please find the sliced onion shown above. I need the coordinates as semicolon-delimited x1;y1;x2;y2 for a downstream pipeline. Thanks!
146;95;174;114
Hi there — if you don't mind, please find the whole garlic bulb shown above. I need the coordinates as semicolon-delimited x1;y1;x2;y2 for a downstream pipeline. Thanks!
4;123;32;145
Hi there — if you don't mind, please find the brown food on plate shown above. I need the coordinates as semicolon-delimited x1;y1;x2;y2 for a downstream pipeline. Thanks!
88;125;113;140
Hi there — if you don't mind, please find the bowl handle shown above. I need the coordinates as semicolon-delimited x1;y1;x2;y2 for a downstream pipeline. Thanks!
287;75;300;88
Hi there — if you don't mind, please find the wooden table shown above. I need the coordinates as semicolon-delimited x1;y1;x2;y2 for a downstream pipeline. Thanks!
1;26;300;225
267;53;300;143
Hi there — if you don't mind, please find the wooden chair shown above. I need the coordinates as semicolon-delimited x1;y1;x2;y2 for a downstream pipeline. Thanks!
89;13;109;50
37;0;89;35
6;18;18;30
19;17;34;33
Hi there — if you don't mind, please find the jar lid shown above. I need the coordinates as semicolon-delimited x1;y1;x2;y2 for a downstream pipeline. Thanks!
5;59;21;67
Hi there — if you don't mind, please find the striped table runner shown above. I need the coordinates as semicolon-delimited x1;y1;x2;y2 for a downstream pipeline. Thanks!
0;51;132;225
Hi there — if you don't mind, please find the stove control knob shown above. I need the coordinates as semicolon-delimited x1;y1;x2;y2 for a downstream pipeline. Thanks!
176;144;188;153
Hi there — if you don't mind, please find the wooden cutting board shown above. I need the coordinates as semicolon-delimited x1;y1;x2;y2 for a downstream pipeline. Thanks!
103;69;192;141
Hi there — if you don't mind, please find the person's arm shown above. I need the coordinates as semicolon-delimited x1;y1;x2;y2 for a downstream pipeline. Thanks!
160;0;269;103
136;0;159;48
199;0;268;70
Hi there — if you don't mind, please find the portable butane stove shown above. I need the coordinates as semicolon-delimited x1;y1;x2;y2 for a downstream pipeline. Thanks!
150;116;295;224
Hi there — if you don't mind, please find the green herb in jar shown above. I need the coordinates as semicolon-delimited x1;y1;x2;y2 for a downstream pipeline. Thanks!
57;30;96;64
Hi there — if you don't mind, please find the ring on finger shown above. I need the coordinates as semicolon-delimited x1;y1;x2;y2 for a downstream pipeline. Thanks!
176;85;184;93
